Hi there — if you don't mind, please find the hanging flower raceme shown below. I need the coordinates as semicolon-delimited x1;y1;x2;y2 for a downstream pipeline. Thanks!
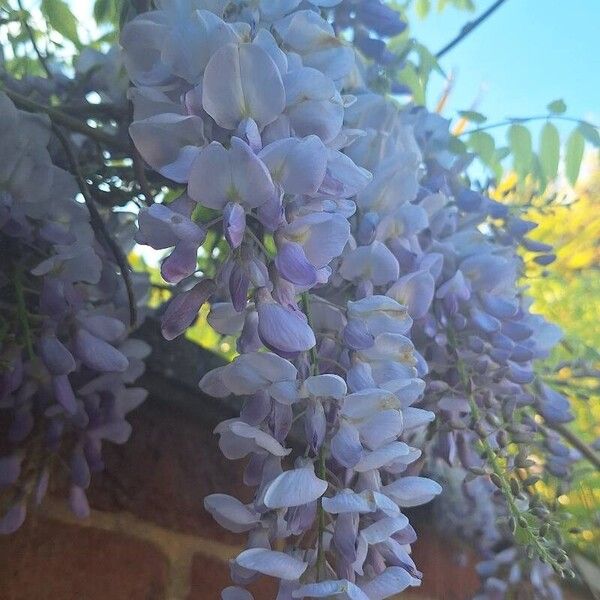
0;92;149;533
122;1;442;598
122;1;575;599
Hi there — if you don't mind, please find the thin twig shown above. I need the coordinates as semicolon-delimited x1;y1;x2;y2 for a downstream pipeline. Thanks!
59;102;122;119
128;100;154;206
1;86;129;152
14;265;35;360
436;0;509;59
132;144;154;206
52;124;137;327
459;114;597;137
539;421;600;471
17;0;53;79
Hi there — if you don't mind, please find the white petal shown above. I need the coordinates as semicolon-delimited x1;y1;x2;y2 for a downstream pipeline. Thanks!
358;410;403;450
359;566;413;599
269;380;299;405
360;515;409;545
230;421;291;457
208;302;246;335
380;378;425;408
341;389;400;421
222;587;254;600
204;494;260;533
382;476;442;508
203;43;285;129
322;490;371;514
222;352;297;395
302;374;347;399
235;548;307;580
354;442;410;472
402;407;435;430
259;136;327;195
263;467;328;508
293;580;369;599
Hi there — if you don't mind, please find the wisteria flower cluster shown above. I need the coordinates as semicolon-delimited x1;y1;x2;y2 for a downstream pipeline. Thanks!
118;1;578;599
0;92;149;533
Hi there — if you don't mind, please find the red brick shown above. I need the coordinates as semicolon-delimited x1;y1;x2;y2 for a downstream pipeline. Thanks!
88;398;250;544
0;517;168;600
410;524;480;600
188;553;278;600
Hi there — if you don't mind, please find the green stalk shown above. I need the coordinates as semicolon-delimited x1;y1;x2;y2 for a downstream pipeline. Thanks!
14;267;34;360
448;327;566;573
301;291;327;580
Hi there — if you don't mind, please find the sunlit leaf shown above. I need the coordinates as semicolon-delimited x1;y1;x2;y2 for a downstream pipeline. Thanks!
469;131;495;164
397;63;425;106
41;0;79;46
448;136;467;154
565;129;585;186
457;110;487;124
578;122;600;147
529;154;545;191
547;99;567;114
93;0;118;24
508;124;533;176
539;122;560;181
415;0;431;18
494;146;511;161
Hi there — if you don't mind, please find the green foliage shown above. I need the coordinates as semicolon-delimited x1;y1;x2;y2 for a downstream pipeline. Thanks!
508;124;533;177
415;0;430;19
93;0;120;24
538;122;560;181
565;129;585;186
579;121;600;146
458;109;487;123
494;169;600;565
547;98;567;114
41;0;79;46
468;130;495;163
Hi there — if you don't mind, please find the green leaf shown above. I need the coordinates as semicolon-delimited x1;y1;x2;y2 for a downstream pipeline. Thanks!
93;0;118;23
468;131;495;164
415;0;431;18
448;136;467;154
578;122;600;147
508;124;533;176
457;110;487;124
547;99;567;114
565;129;585;186
494;146;511;161
531;154;547;191
397;63;425;106
539;122;560;181
41;0;79;46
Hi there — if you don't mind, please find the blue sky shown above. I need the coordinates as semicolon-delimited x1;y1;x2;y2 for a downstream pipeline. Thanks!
408;0;599;139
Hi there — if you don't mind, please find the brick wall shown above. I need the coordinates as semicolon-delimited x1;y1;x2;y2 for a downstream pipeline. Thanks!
0;322;587;600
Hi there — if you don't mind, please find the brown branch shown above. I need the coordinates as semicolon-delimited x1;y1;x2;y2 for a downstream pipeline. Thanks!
59;102;123;119
17;0;53;79
1;86;129;153
540;421;600;472
128;98;154;207
436;0;509;59
52;124;138;328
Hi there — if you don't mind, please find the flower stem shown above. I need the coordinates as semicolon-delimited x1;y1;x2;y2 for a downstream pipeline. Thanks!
448;327;566;573
301;291;327;580
14;267;34;361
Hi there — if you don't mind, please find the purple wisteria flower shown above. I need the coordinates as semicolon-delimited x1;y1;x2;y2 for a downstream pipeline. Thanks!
121;0;575;598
